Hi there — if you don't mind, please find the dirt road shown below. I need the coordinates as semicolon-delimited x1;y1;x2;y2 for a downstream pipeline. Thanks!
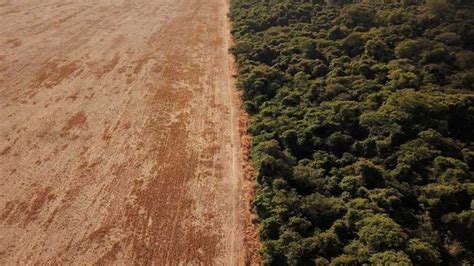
0;0;254;264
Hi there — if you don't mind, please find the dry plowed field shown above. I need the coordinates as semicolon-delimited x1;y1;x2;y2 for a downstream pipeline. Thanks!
0;0;253;264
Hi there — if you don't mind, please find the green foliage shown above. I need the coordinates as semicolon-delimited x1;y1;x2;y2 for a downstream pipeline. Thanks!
368;251;413;265
426;0;449;17
329;254;358;265
357;214;408;251
365;39;391;61
395;39;426;59
231;0;474;264
406;239;441;265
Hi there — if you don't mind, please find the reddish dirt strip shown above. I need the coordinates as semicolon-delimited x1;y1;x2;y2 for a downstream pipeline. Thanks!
0;0;258;264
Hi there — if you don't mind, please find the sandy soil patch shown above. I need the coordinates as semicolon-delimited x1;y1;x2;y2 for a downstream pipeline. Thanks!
0;0;257;264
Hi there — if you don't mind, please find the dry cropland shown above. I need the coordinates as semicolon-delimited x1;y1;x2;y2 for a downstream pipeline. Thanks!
0;0;256;264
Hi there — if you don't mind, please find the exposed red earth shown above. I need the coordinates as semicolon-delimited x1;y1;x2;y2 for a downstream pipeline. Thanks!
0;0;258;264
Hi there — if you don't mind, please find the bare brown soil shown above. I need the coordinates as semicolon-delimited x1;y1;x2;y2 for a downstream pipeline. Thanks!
0;0;258;264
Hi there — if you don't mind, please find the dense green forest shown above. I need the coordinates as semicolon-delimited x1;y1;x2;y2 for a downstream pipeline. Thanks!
230;0;474;264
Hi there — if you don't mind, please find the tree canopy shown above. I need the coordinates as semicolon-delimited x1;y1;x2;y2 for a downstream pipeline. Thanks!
231;0;474;264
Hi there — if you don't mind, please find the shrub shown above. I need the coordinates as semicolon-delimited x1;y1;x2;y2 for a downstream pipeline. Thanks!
406;239;441;265
369;251;413;265
327;26;346;40
395;39;425;59
365;39;391;61
421;48;452;64
329;254;358;265
435;32;461;45
426;0;449;17
341;33;365;57
455;51;474;69
358;214;408;251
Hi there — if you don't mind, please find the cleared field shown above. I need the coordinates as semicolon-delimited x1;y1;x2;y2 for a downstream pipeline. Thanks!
0;0;252;264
